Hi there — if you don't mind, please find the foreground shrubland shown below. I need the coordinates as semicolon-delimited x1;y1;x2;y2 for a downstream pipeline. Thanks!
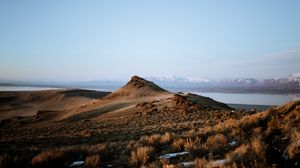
1;101;299;168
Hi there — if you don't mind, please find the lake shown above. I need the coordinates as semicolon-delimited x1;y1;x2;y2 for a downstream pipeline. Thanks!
192;92;300;105
0;86;62;91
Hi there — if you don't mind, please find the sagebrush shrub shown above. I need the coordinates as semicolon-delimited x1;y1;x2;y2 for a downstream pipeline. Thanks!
129;146;155;166
85;154;101;168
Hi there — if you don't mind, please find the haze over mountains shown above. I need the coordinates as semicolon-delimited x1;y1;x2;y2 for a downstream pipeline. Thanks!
1;73;300;94
147;72;300;89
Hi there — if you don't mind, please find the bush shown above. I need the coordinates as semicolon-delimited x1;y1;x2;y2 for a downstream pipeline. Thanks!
183;137;206;157
140;134;161;146
267;117;280;132
250;137;265;156
160;132;172;144
226;140;267;168
194;157;209;168
226;144;249;164
287;129;300;158
31;149;65;168
204;134;227;154
85;154;101;168
129;146;155;167
172;138;185;151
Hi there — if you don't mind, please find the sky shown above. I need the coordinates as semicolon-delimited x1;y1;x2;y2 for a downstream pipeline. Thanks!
0;0;300;81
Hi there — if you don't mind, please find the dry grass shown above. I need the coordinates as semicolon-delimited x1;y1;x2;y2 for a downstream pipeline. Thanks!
183;138;197;152
204;134;227;154
1;101;299;167
226;138;267;167
129;146;155;167
140;134;161;146
172;138;185;151
226;144;249;164
267;117;280;132
194;157;209;168
160;132;173;144
286;129;300;158
250;137;265;156
31;149;65;168
88;143;106;154
85;154;101;168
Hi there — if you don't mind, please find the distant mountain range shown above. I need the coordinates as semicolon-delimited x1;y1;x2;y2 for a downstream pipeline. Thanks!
146;73;300;93
1;73;300;94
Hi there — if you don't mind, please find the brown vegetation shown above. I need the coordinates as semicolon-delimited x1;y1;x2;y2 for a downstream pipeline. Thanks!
129;146;155;167
0;77;299;168
85;154;101;168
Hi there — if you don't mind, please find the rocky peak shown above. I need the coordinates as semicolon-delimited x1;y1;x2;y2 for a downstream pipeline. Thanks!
124;75;165;91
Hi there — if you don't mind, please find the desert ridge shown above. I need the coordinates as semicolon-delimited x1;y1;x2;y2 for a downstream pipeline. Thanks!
0;76;232;125
0;76;299;167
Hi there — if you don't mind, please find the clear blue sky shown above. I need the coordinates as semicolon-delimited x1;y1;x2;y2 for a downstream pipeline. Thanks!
1;0;300;81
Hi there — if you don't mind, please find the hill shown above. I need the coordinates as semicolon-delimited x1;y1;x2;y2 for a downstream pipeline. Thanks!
104;75;167;99
0;76;232;124
1;76;298;167
0;89;110;121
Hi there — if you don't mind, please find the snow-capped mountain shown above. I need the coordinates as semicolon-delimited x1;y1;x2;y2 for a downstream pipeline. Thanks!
145;73;300;89
146;76;211;83
145;76;213;88
287;73;300;81
263;73;300;89
147;76;178;82
217;78;259;87
184;77;211;83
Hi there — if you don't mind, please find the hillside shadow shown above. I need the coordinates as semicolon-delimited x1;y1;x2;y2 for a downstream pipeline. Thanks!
61;89;111;99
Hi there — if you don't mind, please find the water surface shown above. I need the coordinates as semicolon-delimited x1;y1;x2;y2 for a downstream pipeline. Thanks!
0;86;62;91
192;92;300;105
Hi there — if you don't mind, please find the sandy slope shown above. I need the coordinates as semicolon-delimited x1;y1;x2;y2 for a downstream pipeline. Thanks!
0;76;299;168
0;89;109;120
0;76;232;125
57;76;231;122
